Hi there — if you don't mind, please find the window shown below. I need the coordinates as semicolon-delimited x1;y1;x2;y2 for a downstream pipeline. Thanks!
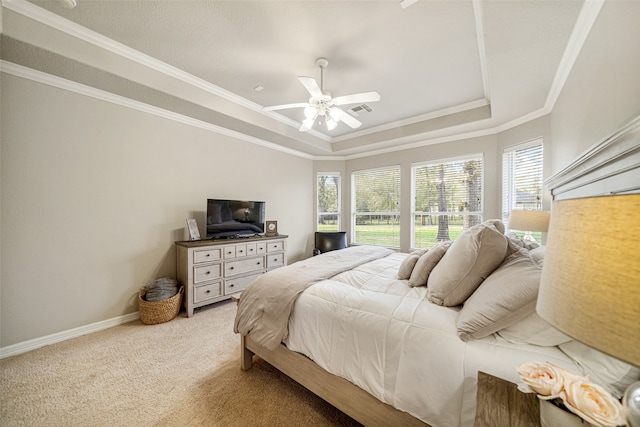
317;173;340;232
351;167;401;248
412;156;483;249
502;140;544;239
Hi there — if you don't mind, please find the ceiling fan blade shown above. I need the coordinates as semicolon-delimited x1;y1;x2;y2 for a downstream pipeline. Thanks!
298;76;324;98
333;91;381;106
299;121;312;132
263;102;309;112
329;107;362;129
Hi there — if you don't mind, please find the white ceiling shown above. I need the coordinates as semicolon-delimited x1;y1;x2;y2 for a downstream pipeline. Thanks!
13;0;593;158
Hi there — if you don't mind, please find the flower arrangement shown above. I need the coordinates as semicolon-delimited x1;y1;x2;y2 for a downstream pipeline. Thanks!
517;362;626;427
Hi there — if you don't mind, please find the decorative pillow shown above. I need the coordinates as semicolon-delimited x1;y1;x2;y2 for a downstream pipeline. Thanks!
559;340;640;399
427;220;508;306
497;312;572;346
505;232;540;256
408;241;452;287
397;254;420;280
456;249;542;341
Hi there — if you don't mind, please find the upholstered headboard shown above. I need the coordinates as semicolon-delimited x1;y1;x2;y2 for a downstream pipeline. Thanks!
545;114;640;200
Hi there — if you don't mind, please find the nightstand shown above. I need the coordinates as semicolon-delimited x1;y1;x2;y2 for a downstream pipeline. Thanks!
474;371;541;427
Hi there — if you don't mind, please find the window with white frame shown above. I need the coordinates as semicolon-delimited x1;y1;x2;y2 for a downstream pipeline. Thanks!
411;156;484;249
351;166;401;248
502;140;544;239
317;173;340;232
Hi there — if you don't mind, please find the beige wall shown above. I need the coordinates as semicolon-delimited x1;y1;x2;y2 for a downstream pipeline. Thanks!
549;0;640;174
0;74;313;347
2;0;639;352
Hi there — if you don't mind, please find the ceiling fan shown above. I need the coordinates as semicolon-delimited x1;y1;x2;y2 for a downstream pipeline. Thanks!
263;58;381;132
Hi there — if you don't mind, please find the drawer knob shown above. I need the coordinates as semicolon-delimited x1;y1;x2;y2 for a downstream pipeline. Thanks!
205;271;210;275
206;254;210;257
273;258;278;262
206;290;211;294
230;266;234;270
230;284;234;288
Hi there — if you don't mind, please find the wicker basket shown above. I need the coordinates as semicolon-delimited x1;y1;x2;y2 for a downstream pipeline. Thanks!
138;285;184;325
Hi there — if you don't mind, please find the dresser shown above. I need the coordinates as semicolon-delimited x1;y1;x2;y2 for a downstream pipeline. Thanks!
176;235;288;317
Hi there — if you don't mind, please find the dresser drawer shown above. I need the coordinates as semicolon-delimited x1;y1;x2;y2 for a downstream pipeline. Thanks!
193;248;222;264
225;273;261;294
225;256;264;277
234;244;248;257
223;246;237;259
266;253;284;269
256;242;267;254
194;282;222;303
267;241;283;252
194;263;222;284
245;243;258;256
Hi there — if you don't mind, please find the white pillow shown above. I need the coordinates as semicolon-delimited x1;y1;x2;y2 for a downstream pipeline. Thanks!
397;254;420;280
427;220;508;306
456;249;541;341
408;241;451;287
559;340;640;399
496;312;572;346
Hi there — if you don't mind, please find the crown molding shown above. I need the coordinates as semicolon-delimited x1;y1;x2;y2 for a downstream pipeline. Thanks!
0;0;329;139
1;0;602;159
1;61;315;160
545;0;605;111
473;0;491;103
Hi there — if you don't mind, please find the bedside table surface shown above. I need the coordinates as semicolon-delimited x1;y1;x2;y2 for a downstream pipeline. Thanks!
474;371;540;427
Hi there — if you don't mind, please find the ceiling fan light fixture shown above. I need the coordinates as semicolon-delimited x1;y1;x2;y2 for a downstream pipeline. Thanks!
328;107;341;121
266;57;379;133
304;106;317;119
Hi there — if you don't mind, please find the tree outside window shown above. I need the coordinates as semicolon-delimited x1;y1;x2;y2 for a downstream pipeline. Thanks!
317;173;340;231
412;157;483;249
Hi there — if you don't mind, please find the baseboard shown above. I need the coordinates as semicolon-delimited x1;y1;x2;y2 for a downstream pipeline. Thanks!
0;312;141;359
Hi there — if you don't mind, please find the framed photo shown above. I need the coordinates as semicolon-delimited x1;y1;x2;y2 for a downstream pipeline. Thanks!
186;218;201;241
265;220;278;237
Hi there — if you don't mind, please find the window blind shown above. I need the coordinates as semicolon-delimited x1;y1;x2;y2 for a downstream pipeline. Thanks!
412;156;483;249
351;167;401;248
317;173;340;232
502;141;544;239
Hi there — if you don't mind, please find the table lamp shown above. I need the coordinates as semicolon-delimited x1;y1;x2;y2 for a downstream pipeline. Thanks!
507;209;551;242
536;194;640;426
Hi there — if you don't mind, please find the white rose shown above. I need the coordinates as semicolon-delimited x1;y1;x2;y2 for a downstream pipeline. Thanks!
517;362;584;399
563;379;626;427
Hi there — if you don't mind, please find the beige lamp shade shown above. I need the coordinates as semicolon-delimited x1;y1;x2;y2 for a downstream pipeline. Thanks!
536;194;640;367
508;209;550;232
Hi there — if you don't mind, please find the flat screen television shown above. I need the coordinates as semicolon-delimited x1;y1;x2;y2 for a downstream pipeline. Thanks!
206;199;266;239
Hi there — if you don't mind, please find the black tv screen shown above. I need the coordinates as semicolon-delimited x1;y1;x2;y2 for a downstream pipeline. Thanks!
206;199;265;239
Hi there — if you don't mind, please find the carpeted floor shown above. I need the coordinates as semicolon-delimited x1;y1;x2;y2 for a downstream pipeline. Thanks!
0;300;361;426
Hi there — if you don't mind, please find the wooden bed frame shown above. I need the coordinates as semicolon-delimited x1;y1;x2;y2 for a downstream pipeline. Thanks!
238;114;640;427
240;335;429;427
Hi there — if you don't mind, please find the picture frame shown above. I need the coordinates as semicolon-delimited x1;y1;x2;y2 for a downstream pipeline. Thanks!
265;220;278;237
186;218;201;241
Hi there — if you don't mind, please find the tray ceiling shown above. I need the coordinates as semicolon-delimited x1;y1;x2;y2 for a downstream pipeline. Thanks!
1;0;596;158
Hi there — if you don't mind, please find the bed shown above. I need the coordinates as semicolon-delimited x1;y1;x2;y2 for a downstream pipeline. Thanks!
234;115;640;427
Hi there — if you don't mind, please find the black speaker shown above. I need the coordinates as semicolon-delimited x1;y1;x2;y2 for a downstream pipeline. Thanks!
314;232;347;255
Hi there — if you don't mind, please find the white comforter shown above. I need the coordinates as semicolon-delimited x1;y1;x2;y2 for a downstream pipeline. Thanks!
284;252;578;427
